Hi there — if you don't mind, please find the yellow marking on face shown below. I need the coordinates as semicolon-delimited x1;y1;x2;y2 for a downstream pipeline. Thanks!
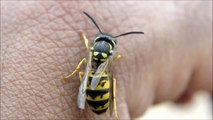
101;53;108;58
101;59;107;62
93;52;99;56
89;101;109;111
93;57;98;60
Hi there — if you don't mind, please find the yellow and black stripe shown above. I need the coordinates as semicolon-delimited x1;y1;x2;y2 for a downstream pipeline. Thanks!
86;71;110;114
87;38;115;114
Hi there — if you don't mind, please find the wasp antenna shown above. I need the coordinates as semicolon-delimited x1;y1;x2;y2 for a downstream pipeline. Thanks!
114;31;144;38
83;12;103;34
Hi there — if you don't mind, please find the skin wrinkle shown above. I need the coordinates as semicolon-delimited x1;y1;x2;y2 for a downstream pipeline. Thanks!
125;38;153;117
119;6;154;115
101;2;126;35
2;1;61;118
147;5;181;102
3;79;25;118
18;67;45;118
5;49;33;115
128;47;139;116
5;36;67;119
117;37;140;117
106;6;141;114
2;1;212;119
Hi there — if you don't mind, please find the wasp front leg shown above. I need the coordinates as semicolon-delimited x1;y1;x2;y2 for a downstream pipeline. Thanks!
79;32;90;51
63;58;87;80
114;55;122;61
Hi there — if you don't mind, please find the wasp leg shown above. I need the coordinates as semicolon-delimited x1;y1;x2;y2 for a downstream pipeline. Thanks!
63;58;87;80
79;32;90;50
114;55;122;61
79;71;84;82
113;78;119;120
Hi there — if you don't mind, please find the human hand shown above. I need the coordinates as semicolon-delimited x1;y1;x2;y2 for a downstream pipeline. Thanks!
2;1;212;119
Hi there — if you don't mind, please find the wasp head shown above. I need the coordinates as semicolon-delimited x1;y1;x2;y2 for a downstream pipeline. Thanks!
92;34;116;55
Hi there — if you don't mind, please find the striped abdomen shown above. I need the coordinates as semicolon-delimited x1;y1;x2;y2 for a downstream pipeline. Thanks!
86;71;110;114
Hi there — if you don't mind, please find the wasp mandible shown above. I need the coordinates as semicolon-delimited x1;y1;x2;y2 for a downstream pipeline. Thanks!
64;12;144;119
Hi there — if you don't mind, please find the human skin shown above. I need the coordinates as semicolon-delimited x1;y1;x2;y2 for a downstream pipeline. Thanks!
1;1;212;119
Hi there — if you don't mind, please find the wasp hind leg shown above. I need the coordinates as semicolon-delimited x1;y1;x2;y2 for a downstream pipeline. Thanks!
63;58;87;80
113;78;119;120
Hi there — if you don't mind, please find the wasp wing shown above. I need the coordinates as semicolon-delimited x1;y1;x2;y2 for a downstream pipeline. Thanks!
77;51;92;109
90;58;110;90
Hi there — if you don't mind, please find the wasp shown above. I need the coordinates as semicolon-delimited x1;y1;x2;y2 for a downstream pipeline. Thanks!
64;12;144;119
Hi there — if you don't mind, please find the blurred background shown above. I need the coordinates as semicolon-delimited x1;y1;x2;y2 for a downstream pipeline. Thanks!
139;92;212;119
